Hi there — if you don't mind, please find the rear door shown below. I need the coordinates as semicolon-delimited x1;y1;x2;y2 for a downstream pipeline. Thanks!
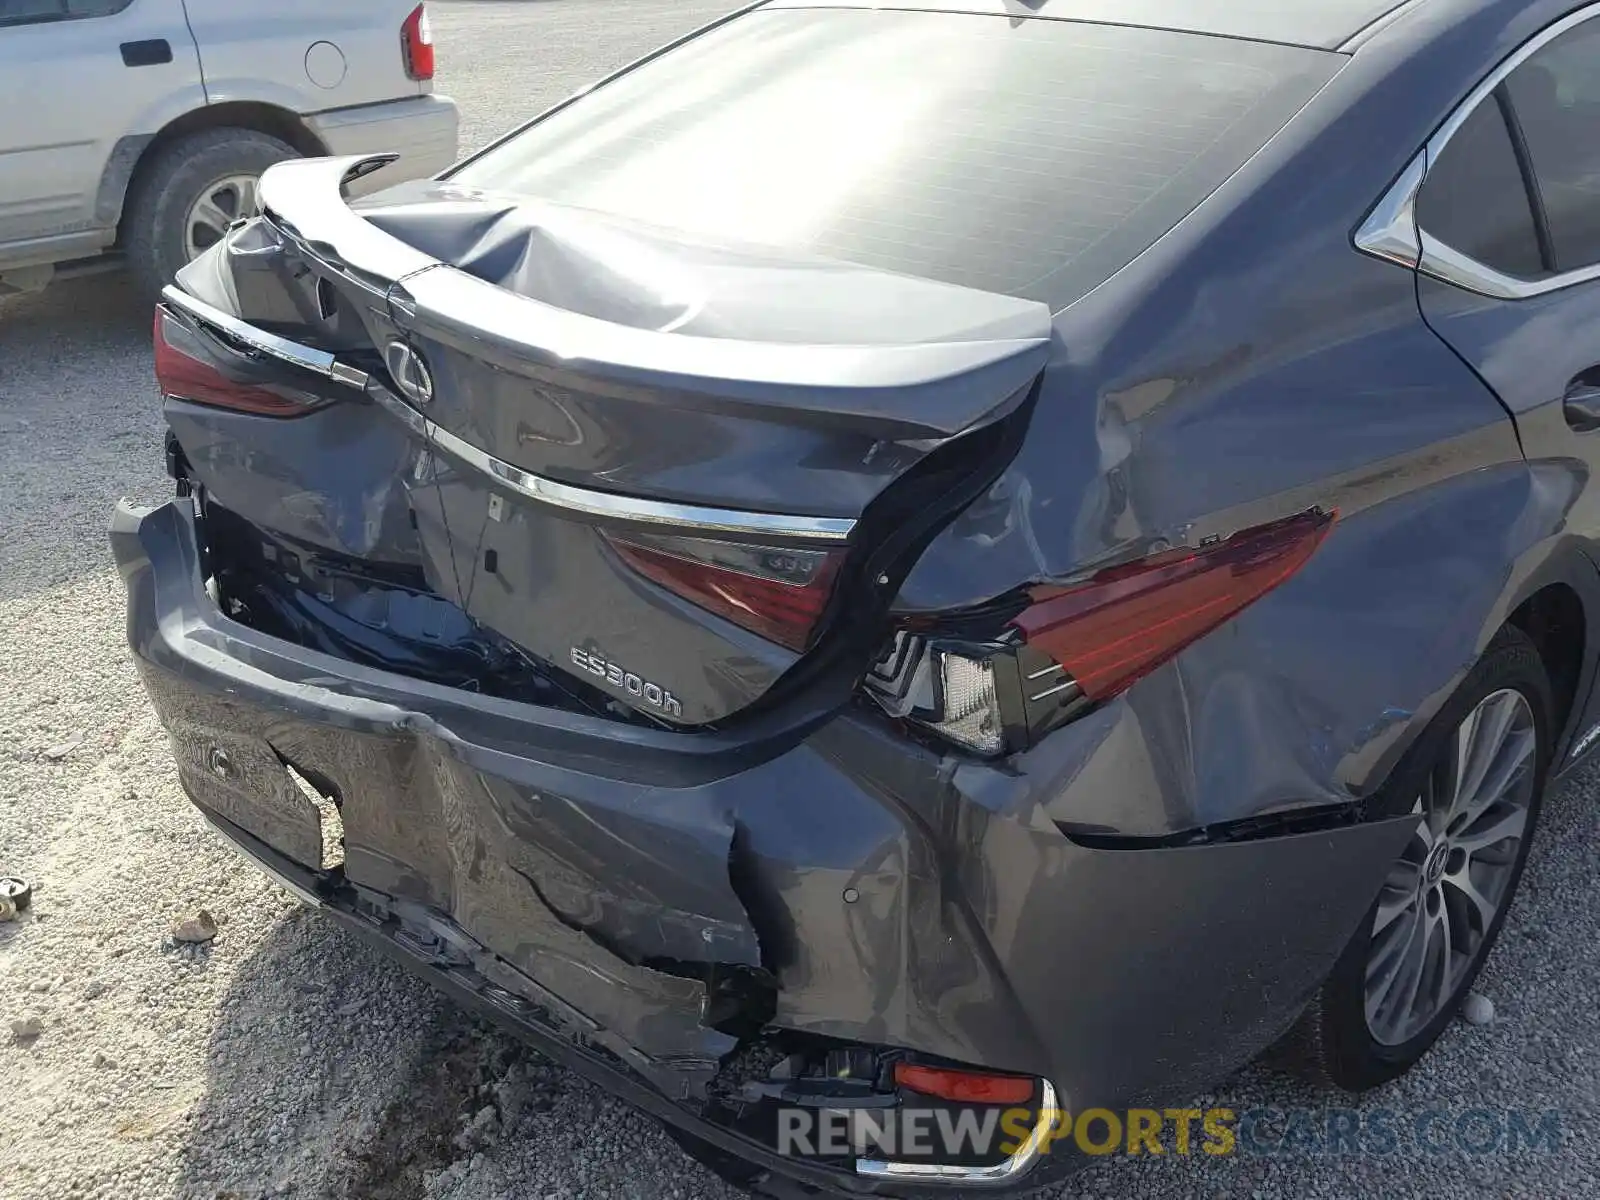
1410;9;1600;757
0;0;200;260
1412;11;1600;546
180;0;424;114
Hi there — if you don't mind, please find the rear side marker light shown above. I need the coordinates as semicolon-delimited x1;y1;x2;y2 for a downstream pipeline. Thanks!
893;1063;1036;1106
866;510;1334;756
604;530;845;652
402;4;435;81
154;309;320;418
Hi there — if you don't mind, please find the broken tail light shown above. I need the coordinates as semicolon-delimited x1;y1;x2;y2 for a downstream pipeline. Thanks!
401;4;436;82
604;530;845;652
867;510;1335;756
154;309;325;418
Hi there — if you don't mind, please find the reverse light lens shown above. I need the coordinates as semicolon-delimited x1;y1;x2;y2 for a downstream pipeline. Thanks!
153;309;316;417
1012;510;1335;702
893;1063;1036;1106
605;531;843;652
934;653;1003;755
402;4;436;81
863;633;1005;755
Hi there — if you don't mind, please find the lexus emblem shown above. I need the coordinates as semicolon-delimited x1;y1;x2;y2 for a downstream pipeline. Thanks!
385;340;434;406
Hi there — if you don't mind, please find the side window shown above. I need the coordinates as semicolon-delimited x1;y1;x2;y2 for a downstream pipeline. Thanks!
1504;17;1600;271
0;0;131;26
1415;97;1545;278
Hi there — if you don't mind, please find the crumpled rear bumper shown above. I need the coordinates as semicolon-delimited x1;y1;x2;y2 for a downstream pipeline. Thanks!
114;497;1416;1192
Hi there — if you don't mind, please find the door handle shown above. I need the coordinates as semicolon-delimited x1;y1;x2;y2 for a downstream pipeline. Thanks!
121;39;173;68
1563;377;1600;432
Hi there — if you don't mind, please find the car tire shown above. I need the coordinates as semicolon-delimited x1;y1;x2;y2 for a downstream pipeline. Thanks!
1283;625;1551;1091
123;128;298;302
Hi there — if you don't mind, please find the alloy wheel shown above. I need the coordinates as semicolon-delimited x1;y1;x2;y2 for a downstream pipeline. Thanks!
182;173;259;261
1364;687;1535;1046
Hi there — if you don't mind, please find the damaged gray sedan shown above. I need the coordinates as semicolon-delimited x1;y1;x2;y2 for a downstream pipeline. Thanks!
116;0;1600;1192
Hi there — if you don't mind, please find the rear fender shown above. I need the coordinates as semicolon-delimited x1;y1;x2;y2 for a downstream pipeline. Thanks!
1018;459;1587;842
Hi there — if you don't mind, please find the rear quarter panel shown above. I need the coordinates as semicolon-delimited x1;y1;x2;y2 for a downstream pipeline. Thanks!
897;0;1599;838
182;0;424;114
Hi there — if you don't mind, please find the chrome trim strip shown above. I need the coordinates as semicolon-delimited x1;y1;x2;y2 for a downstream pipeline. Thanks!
1029;679;1080;704
1352;153;1424;269
1414;232;1579;301
1354;4;1600;299
367;385;856;541
161;285;370;389
160;286;856;543
855;1079;1058;1185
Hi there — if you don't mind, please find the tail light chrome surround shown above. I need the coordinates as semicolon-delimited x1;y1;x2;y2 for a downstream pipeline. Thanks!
855;1078;1059;1184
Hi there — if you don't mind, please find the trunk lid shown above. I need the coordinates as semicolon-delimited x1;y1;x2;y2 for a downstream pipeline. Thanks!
173;155;1050;725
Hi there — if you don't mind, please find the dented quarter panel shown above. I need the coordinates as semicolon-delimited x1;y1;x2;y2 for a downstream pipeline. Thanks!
893;3;1590;839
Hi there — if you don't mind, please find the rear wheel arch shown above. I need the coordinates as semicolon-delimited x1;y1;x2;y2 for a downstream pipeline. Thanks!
1494;543;1600;764
112;102;326;238
1507;581;1588;754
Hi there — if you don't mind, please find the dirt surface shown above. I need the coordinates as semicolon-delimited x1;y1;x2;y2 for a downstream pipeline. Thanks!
4;4;1600;1200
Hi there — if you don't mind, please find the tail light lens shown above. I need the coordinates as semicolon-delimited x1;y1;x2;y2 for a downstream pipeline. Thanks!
1013;509;1335;702
604;530;844;652
401;4;435;81
154;309;324;417
866;510;1334;756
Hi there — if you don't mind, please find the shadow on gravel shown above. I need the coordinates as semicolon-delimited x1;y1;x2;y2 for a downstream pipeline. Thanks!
172;904;530;1200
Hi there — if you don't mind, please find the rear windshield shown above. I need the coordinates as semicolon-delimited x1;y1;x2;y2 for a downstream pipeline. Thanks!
449;10;1339;310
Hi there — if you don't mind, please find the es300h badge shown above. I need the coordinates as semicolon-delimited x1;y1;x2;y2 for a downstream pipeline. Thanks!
569;647;683;717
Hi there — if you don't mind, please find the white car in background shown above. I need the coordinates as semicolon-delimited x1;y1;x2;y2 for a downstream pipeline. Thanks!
0;0;457;298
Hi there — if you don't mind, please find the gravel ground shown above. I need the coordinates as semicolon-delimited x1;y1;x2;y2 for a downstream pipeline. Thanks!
3;3;1599;1199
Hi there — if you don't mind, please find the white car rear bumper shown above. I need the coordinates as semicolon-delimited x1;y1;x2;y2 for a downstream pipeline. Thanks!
305;94;460;194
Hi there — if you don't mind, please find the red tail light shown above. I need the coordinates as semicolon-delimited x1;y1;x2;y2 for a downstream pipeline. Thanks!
864;509;1334;757
893;1063;1036;1106
1011;509;1335;702
154;308;318;417
605;530;844;652
401;4;435;81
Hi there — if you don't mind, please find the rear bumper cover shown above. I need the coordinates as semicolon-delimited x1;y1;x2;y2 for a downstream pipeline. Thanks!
306;96;459;194
114;497;1415;1191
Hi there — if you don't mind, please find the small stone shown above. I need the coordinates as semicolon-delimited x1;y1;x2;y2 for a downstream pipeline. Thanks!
11;1015;44;1040
172;910;219;944
29;979;53;994
81;980;108;1001
41;735;85;761
92;1051;115;1069
1463;991;1496;1027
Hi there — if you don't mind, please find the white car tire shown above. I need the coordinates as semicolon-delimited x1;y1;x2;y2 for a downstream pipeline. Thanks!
123;128;297;301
